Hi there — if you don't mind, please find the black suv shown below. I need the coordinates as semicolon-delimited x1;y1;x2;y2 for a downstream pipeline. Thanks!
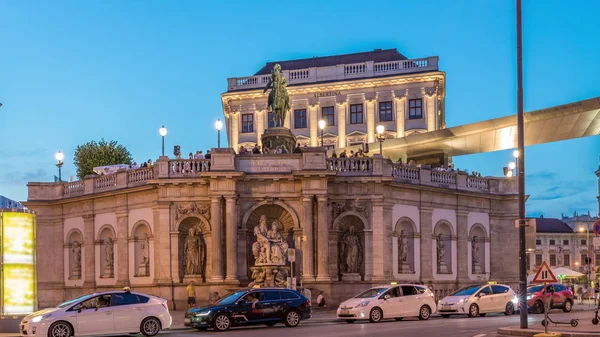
185;288;311;331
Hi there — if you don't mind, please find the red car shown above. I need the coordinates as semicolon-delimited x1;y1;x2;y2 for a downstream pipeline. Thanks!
526;283;574;314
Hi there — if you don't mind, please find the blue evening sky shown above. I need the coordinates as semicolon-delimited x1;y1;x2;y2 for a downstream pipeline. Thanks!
1;0;599;218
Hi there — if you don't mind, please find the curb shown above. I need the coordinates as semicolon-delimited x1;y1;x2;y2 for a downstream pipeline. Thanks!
497;327;600;337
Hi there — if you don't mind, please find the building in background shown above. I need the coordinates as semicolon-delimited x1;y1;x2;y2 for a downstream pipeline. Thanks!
0;196;24;210
222;49;445;160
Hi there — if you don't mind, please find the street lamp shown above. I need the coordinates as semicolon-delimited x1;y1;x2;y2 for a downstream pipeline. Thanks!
318;119;326;147
55;151;64;182
215;119;223;148
159;125;167;156
376;125;385;154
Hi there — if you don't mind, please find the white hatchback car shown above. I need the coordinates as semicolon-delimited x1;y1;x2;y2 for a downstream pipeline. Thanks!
20;290;172;337
438;284;516;318
337;284;437;323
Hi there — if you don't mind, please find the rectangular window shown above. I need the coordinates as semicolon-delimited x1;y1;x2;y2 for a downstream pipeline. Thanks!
242;114;254;133
379;101;393;122
294;109;307;129
564;254;570;266
596;254;600;266
582;253;588;264
535;254;542;266
550;254;556;266
549;239;555;246
268;112;276;128
322;106;335;126
563;240;569;245
582;239;587;246
536;239;541;245
350;104;363;124
409;98;423;119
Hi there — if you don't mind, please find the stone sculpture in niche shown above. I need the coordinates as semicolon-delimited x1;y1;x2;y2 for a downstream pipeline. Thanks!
184;227;205;276
340;225;363;277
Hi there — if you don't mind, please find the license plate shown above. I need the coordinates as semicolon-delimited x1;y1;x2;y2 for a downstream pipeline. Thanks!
184;318;191;324
442;306;451;311
340;309;350;315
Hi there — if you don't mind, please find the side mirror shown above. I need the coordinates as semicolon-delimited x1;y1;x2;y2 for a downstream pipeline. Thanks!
383;294;391;300
479;293;486;297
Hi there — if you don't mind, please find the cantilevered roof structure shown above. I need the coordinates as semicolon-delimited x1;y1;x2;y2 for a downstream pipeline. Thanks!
364;96;600;159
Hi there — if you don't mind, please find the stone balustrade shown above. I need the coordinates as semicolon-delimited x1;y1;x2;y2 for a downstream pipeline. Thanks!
27;147;516;201
227;56;439;91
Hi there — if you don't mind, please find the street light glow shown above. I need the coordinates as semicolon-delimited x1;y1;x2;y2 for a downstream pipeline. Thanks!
159;125;168;137
579;227;586;232
55;151;64;162
506;171;513;177
318;119;326;130
376;125;385;135
509;161;516;170
215;119;223;131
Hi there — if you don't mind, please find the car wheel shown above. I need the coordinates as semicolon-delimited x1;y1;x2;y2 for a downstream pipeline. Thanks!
140;317;161;337
418;306;431;320
563;300;573;312
505;302;515;316
441;314;451;318
533;300;544;314
468;304;479;318
212;314;231;332
369;307;383;323
394;317;403;321
344;320;356;324
284;310;301;327
265;321;277;327
49;321;72;337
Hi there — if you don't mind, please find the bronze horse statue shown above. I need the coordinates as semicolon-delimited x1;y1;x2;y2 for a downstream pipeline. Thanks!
263;64;290;128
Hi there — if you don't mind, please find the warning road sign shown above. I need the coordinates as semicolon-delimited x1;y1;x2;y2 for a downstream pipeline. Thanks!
594;219;600;236
531;261;557;283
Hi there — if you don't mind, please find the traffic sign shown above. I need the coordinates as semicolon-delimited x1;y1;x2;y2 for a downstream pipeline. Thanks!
594;219;600;236
531;261;557;283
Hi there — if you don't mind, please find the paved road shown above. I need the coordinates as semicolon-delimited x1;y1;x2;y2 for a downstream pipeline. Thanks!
160;311;592;337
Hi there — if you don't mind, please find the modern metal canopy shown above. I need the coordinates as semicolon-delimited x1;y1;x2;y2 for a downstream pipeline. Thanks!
363;96;600;159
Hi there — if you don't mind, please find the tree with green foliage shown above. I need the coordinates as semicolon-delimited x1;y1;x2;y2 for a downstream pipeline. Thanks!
73;139;133;179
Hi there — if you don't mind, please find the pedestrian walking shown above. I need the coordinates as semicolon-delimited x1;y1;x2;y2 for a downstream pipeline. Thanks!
317;291;327;308
187;281;196;309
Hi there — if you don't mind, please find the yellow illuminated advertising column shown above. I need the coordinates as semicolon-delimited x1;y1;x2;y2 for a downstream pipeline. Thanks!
0;210;36;315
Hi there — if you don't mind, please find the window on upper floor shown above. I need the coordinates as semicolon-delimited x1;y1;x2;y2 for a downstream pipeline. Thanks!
379;101;393;122
242;114;254;133
535;254;542;266
350;104;363;124
582;239;587;246
550;254;556;266
549;239;555;246
564;254;570;266
563;240;569;245
409;98;423;119
536;239;541;245
322;106;335;126
294;109;307;129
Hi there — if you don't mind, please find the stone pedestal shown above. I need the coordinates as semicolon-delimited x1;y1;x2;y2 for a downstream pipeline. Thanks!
138;261;149;276
102;265;114;278
341;273;361;281
438;262;449;274
473;263;482;274
398;262;412;274
70;267;81;280
183;275;204;283
249;265;290;288
261;127;297;153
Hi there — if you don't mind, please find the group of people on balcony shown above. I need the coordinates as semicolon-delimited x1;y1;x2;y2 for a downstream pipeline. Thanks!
175;150;212;160
129;159;153;170
238;143;304;155
330;148;367;159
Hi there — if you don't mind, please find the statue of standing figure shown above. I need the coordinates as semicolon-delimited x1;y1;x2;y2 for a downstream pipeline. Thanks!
72;242;82;270
105;238;114;267
252;215;271;264
471;236;479;264
184;227;205;275
436;233;445;264
340;225;363;274
263;64;291;128
398;230;409;262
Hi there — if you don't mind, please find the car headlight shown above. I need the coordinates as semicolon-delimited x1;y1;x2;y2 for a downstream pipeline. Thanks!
527;295;534;300
31;314;52;323
195;310;211;316
512;296;519;304
458;299;466;304
354;301;370;308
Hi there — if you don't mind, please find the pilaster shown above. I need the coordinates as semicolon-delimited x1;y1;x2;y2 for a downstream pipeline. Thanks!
302;197;315;280
115;211;129;286
210;198;224;282
456;210;469;281
371;198;385;281
394;90;407;138
366;97;376;143
256;109;265;147
309;102;319;147
316;196;330;281
230;111;240;151
82;214;96;288
336;101;347;148
152;204;170;283
225;197;239;282
419;207;434;280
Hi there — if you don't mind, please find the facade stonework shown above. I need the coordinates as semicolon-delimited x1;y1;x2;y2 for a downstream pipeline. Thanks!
27;149;519;308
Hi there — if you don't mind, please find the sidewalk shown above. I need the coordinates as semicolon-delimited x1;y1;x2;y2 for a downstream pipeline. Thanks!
498;308;600;337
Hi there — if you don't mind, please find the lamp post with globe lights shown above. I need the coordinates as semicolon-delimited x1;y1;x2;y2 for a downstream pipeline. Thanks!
376;125;385;154
55;151;64;182
215;119;223;148
318;119;326;147
159;126;167;156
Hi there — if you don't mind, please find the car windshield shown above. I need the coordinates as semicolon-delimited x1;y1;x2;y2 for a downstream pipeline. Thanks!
57;294;93;308
451;285;482;296
216;291;246;305
528;285;544;293
355;288;387;299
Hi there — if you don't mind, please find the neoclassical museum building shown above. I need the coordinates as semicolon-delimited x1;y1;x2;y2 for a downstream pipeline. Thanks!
25;49;520;309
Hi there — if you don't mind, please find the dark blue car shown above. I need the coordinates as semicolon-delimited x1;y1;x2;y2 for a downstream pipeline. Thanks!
185;288;312;332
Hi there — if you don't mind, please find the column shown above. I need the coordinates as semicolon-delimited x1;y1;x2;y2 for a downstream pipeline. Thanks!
371;199;385;281
302;197;314;280
225;197;239;282
336;102;346;148
395;97;406;138
256;110;265;147
82;214;95;287
309;103;319;147
153;205;170;283
364;230;373;281
116;212;129;285
457;211;469;281
427;96;436;131
366;98;376;143
231;112;239;151
316;196;330;281
420;207;433;280
211;198;224;281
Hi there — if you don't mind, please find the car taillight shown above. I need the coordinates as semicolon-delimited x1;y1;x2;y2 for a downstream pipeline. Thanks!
305;300;311;307
162;301;169;311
